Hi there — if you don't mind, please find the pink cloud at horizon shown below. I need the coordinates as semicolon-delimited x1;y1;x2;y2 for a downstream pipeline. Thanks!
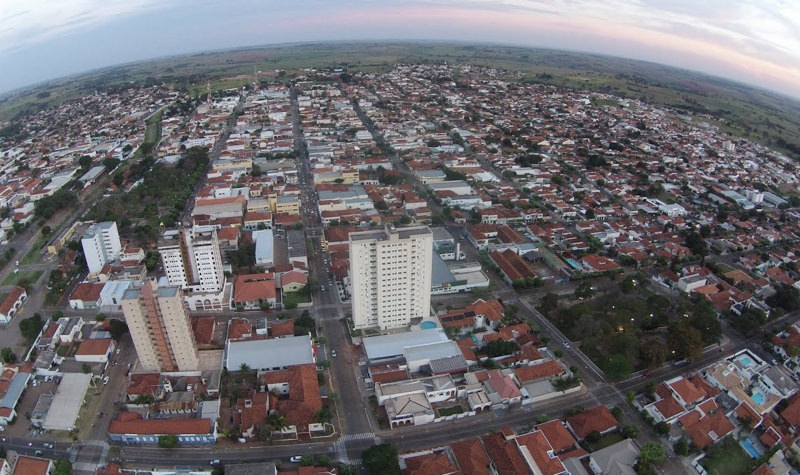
273;5;800;98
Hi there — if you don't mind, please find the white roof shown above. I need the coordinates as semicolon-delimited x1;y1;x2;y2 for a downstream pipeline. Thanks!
43;373;92;430
363;329;449;360
225;334;313;370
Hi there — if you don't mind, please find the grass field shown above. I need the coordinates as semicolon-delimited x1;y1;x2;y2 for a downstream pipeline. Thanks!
2;270;43;287
2;42;800;159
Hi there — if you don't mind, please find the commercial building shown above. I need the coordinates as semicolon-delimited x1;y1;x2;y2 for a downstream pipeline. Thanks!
122;279;199;372
81;221;122;273
159;226;225;293
350;225;433;330
253;229;274;267
224;334;315;371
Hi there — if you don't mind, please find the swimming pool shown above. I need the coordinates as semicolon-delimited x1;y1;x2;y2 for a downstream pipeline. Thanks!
740;438;761;459
751;391;765;406
739;356;753;366
420;321;437;330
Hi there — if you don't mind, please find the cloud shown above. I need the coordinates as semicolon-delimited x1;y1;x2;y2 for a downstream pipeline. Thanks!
0;0;170;53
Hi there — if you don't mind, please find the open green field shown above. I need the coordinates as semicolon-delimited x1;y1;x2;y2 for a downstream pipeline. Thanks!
2;270;43;287
2;42;800;158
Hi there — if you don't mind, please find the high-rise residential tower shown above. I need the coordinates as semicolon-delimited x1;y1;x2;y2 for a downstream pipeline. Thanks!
81;221;122;273
122;279;199;372
349;225;433;330
158;226;224;293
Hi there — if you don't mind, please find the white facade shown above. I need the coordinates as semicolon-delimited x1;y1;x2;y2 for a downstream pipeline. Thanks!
159;227;225;293
350;225;433;330
81;221;122;273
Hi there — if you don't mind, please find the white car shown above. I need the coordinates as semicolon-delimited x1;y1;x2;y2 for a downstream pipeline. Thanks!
290;456;302;463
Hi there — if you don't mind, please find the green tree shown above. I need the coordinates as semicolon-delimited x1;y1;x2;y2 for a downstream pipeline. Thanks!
109;320;129;340
639;339;666;368
362;444;401;475
158;434;179;448
667;320;703;361
623;426;640;439
637;442;666;469
586;430;602;444
19;314;44;341
1;347;16;363
603;353;634;379
53;460;72;475
673;438;690;456
299;455;314;466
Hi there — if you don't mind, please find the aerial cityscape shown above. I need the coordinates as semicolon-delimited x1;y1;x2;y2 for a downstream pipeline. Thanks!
0;2;800;475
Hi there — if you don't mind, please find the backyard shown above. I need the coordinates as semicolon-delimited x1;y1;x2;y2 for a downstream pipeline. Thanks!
700;438;754;475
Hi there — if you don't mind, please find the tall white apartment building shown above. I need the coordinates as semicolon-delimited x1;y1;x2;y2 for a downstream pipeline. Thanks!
122;279;199;372
81;221;122;273
349;225;433;330
158;226;224;293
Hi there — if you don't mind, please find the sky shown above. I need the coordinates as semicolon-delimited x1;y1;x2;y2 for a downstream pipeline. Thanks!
1;0;800;99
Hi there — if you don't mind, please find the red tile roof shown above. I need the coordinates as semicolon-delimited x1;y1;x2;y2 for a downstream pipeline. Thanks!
233;273;276;303
270;320;295;338
70;282;104;302
514;361;565;383
12;456;50;475
480;432;529;475
516;430;566;475
75;338;113;356
537;420;580;454
780;394;800;426
109;413;213;436
0;286;25;316
450;438;491;475
566;406;619;439
403;452;458;475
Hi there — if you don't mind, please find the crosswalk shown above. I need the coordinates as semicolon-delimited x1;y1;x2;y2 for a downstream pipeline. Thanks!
334;432;378;466
340;432;377;442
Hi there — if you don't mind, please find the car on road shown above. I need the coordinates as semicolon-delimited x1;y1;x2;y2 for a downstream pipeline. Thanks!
331;350;336;357
290;456;302;463
34;450;42;456
210;459;221;466
43;443;54;449
563;341;571;349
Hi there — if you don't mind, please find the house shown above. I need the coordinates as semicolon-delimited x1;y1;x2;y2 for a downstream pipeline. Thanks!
587;438;640;475
74;338;115;363
280;271;308;293
69;282;105;310
449;438;492;475
11;456;52;475
232;273;277;310
108;412;216;445
677;399;735;449
0;286;26;323
401;451;459;475
566;406;619;440
0;365;32;425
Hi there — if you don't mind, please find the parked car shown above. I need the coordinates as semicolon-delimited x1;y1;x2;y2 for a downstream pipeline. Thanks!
290;456;302;463
43;443;54;449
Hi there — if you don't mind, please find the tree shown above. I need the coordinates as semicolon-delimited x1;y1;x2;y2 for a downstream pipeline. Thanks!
667;320;703;361
362;444;401;475
317;454;331;466
53;460;72;475
603;353;634;379
637;442;666;468
239;363;252;373
103;157;120;170
109;320;129;341
673;438;690;456
1;347;16;363
623;426;640;439
41;225;52;236
158;434;179;449
586;430;602;444
19;314;44;341
299;455;314;466
654;421;670;435
639;339;666;368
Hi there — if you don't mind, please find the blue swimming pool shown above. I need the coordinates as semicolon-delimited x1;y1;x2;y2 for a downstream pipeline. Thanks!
740;438;761;459
751;391;765;405
420;321;437;330
740;356;753;366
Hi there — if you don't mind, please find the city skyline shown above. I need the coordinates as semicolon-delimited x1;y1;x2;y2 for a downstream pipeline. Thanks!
1;1;799;99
